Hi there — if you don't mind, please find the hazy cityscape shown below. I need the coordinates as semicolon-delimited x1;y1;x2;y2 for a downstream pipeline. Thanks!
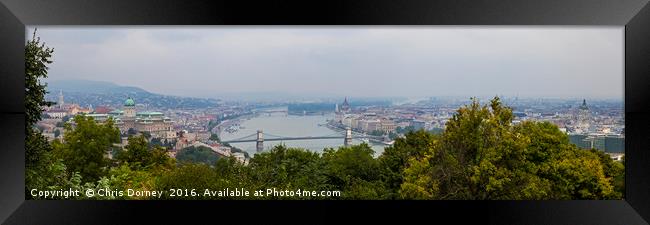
34;27;625;163
26;27;626;200
37;78;625;163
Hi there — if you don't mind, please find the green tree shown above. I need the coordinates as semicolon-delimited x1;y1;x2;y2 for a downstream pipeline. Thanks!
248;145;330;199
149;145;175;170
102;164;157;200
115;135;173;170
149;137;175;149
378;130;437;199
214;156;250;181
24;29;70;198
369;130;386;136
53;115;121;182
176;146;221;165
209;133;221;142
395;126;416;134
588;149;624;198
25;29;54;133
399;97;622;200
155;163;220;200
322;143;387;199
140;131;152;139
213;156;256;197
149;137;163;147
25;29;55;168
25;136;67;199
207;120;219;132
509;121;618;199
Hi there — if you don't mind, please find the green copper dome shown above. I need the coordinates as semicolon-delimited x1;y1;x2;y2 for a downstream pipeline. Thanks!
124;97;135;106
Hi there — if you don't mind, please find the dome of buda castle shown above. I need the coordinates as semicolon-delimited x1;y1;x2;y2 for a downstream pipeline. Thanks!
124;97;135;107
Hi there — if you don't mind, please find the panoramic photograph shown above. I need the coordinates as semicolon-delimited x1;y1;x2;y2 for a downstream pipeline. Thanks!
25;27;624;200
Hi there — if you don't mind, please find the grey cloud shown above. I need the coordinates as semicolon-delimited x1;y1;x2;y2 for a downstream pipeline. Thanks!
30;26;623;100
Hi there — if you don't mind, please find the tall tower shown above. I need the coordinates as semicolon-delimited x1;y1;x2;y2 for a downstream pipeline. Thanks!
58;90;64;108
341;97;350;113
256;130;264;152
123;97;136;117
344;127;353;146
576;99;590;133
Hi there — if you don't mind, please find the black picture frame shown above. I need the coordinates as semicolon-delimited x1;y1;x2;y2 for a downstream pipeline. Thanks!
1;0;649;224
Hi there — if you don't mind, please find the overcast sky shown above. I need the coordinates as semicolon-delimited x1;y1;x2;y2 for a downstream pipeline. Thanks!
30;26;623;99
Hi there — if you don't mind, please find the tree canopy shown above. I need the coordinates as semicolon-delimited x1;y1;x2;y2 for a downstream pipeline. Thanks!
25;30;69;199
25;29;54;132
115;135;174;170
398;97;623;200
52;115;121;182
175;146;221;166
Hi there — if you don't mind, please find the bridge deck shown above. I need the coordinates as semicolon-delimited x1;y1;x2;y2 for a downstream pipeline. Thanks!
224;136;346;143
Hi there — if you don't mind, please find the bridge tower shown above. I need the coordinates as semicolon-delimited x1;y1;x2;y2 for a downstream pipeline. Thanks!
256;130;264;152
344;127;353;146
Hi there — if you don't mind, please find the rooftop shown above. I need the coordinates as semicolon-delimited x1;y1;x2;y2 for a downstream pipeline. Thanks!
137;111;164;116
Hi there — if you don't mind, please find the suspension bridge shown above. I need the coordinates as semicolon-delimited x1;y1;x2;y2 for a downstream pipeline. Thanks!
222;128;358;152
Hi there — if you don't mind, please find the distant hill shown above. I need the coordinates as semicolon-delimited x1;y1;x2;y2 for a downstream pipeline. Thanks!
45;79;220;109
47;79;148;95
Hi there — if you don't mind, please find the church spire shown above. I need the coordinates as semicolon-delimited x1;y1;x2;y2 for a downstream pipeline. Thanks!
58;89;64;108
579;99;588;110
340;97;351;112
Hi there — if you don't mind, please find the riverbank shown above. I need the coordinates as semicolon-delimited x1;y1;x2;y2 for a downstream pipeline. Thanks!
213;114;256;137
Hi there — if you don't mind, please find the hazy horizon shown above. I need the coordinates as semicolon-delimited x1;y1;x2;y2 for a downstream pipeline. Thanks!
32;26;624;100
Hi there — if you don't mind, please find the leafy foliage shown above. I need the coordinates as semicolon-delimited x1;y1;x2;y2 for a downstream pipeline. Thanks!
149;137;175;149
379;130;437;199
248;145;330;196
155;163;221;200
369;130;386;136
322;144;388;199
209;133;221;142
398;97;623;200
24;30;68;199
52;115;121;182
115;135;175;170
25;29;54;132
175;146;221;165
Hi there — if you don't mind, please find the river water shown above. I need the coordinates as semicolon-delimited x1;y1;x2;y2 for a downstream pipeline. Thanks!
219;111;387;157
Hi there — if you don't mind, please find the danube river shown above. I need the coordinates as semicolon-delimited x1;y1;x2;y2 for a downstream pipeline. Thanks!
219;110;387;157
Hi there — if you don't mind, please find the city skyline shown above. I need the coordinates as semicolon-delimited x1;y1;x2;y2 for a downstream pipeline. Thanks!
32;26;623;100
